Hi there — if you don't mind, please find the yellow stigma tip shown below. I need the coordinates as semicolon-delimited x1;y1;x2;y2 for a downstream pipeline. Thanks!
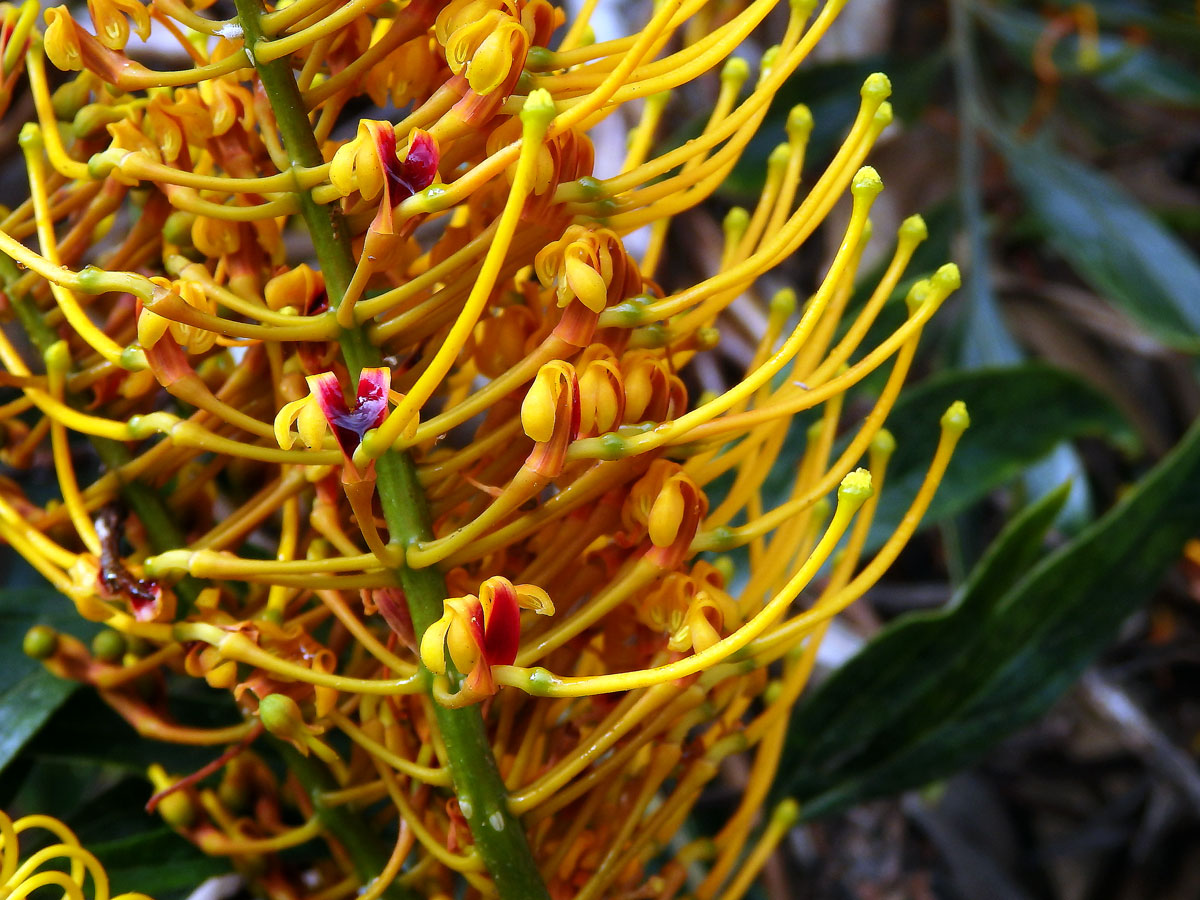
787;104;813;141
900;214;928;243
721;56;750;85
520;88;557;129
872;428;897;457
768;142;791;170
838;468;874;503
933;263;962;292
852;166;883;197
769;288;797;318
941;401;971;434
862;72;893;101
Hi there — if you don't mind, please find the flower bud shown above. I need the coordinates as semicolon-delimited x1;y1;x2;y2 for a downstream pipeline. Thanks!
23;624;58;660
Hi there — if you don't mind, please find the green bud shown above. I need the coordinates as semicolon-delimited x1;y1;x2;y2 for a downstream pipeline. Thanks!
23;625;58;660
259;692;306;739
92;629;127;663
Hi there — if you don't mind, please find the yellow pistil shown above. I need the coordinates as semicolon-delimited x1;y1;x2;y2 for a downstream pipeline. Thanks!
362;89;555;458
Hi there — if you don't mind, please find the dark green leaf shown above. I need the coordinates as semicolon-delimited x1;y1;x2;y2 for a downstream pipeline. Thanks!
977;4;1200;107
775;483;1070;811
868;364;1137;548
0;670;76;776
0;585;88;774
776;414;1200;819
999;135;1200;351
91;827;230;898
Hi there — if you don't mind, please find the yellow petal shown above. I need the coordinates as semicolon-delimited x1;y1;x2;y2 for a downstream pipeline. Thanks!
419;612;454;674
329;138;361;197
684;602;723;654
43;7;83;71
521;369;558;443
564;252;608;313
273;397;309;450
648;483;685;548
297;397;328;450
137;308;169;349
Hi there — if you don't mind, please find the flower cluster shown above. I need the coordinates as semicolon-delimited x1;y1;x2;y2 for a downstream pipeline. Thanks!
0;0;966;898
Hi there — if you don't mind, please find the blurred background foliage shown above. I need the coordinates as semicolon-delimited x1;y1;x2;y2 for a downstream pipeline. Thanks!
4;0;1200;897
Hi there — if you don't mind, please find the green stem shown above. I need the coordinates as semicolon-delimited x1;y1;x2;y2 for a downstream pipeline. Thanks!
949;0;1020;368
230;5;550;897
275;741;419;900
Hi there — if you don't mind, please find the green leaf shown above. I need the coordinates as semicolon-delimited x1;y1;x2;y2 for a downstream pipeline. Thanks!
867;364;1137;548
90;828;230;898
775;483;1070;813
0;669;76;776
0;585;87;774
976;4;1200;108
776;414;1200;819
998;135;1200;351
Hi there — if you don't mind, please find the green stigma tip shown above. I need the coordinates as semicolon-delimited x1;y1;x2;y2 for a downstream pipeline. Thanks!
723;206;750;237
905;278;931;314
772;798;802;827
521;88;557;127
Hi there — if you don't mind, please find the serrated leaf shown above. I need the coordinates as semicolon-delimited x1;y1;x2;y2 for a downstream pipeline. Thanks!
775;415;1200;819
867;364;1137;548
998;136;1200;351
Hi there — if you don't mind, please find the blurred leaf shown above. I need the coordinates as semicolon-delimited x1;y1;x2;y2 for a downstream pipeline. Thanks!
868;364;1137;548
90;827;229;898
975;3;1200;107
774;483;1070;815
0;670;76;776
778;411;1200;818
998;135;1200;351
1092;45;1200;108
1026;0;1200;54
0;587;87;774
